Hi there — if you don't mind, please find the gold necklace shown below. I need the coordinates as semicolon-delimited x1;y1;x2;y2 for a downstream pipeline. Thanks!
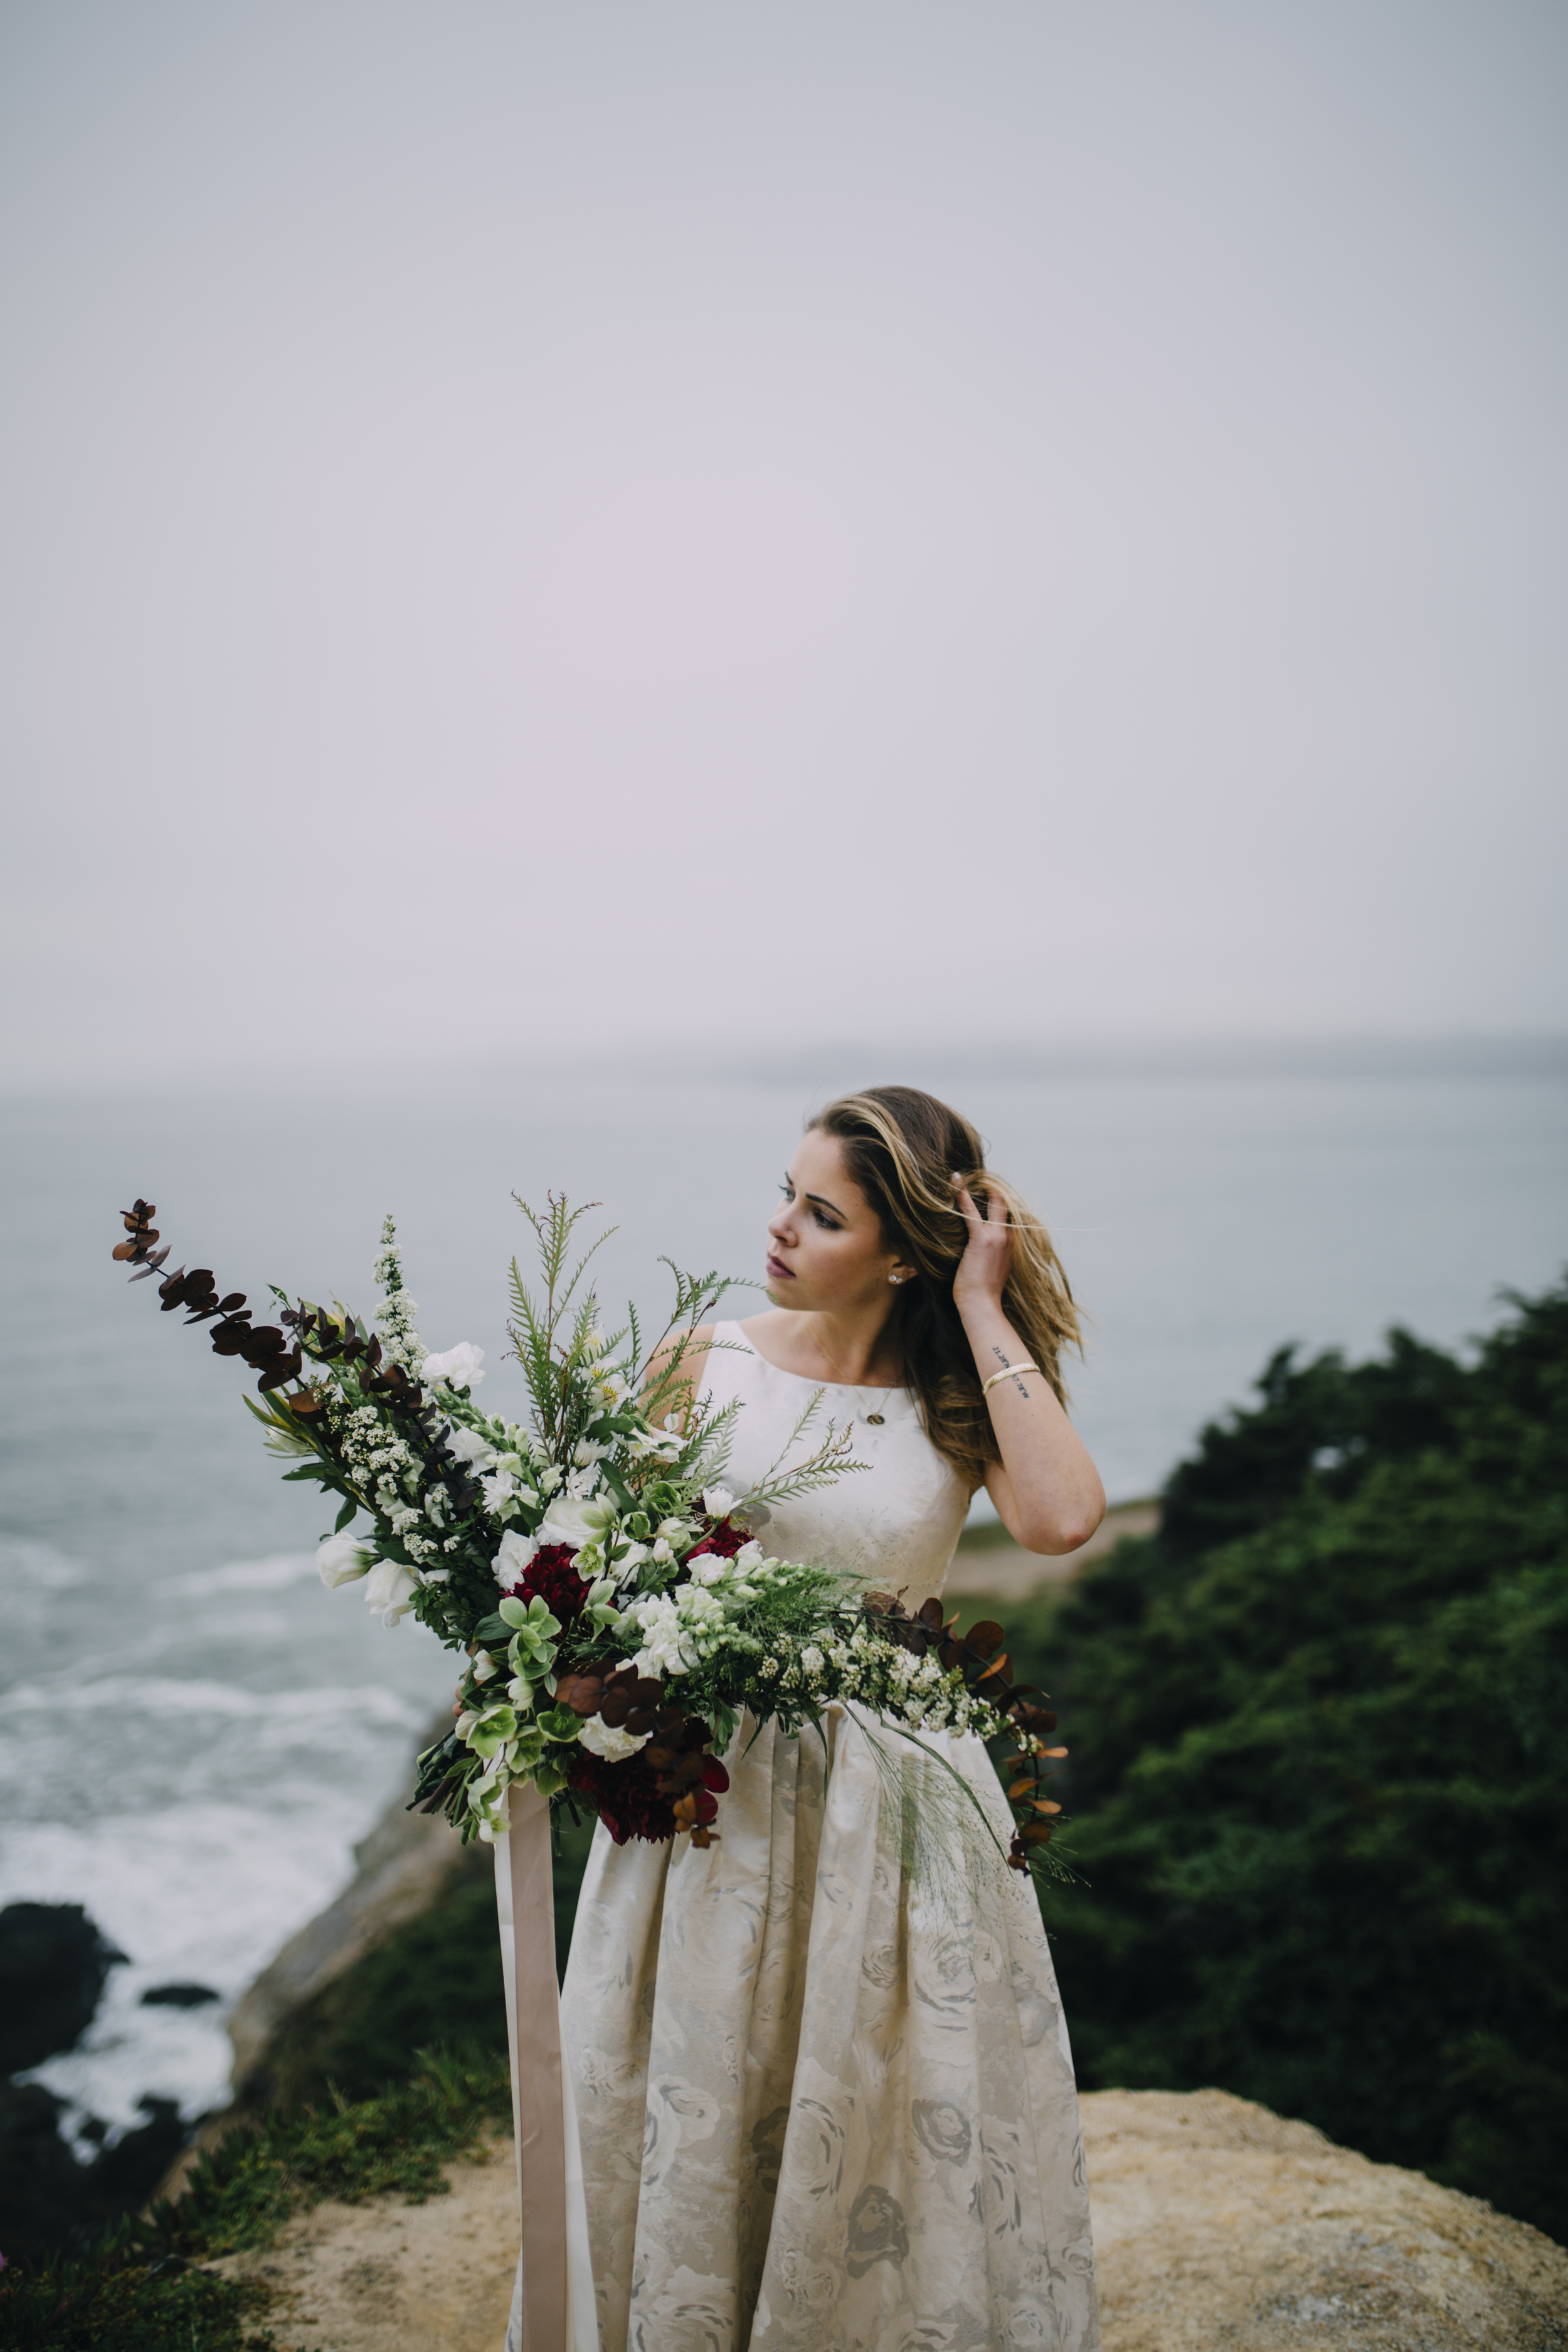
812;1323;898;1428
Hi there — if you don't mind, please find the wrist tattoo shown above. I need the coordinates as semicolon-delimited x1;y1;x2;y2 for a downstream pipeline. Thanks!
991;1343;1033;1402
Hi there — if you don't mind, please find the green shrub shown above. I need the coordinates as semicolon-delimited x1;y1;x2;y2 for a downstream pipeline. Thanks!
1027;1279;1568;2243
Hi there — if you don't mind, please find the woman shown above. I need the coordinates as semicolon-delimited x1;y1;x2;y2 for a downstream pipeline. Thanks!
558;1086;1104;2351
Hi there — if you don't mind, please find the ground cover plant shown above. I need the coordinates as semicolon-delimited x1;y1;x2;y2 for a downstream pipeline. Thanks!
1009;1276;1568;2243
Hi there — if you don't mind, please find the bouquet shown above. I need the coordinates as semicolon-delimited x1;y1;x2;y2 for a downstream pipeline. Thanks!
110;1194;1070;1877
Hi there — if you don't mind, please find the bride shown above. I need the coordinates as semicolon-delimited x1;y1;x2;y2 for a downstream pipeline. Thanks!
555;1084;1104;2352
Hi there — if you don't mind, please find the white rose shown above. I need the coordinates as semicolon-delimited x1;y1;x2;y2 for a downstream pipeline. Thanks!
538;1495;613;1552
576;1715;652;1762
316;1534;373;1589
494;1528;539;1590
421;1342;486;1392
444;1424;497;1473
363;1559;419;1624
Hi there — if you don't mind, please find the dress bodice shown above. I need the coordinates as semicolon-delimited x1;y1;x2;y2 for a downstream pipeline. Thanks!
698;1320;970;1607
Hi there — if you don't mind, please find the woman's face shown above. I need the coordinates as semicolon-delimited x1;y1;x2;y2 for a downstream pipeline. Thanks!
765;1130;908;1313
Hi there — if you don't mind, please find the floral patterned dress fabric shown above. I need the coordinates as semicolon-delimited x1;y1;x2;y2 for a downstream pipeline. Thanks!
559;1327;1100;2351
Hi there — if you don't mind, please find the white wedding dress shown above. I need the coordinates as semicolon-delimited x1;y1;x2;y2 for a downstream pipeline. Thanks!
552;1323;1099;2351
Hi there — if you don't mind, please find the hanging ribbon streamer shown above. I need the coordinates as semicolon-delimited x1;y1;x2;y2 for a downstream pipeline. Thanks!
495;1782;569;2352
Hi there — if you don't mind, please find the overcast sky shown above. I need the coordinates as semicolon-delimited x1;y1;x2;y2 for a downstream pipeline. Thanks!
2;0;1564;1083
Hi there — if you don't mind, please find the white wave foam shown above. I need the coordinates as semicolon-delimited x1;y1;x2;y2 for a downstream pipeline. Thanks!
3;1677;426;1723
166;1552;320;1596
2;1797;380;2132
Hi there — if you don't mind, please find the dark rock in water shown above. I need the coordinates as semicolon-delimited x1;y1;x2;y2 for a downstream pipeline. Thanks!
0;1901;190;2262
0;2081;189;2265
0;1901;126;2074
140;1981;221;2009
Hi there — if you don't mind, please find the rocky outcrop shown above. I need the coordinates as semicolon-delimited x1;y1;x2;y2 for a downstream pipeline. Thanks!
1086;2089;1568;2349
213;2087;1568;2351
0;1902;125;2075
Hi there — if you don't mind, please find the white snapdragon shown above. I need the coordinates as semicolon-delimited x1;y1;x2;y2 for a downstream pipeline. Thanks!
702;1486;737;1520
316;1534;374;1589
677;1585;726;1656
625;1594;690;1679
421;1342;486;1393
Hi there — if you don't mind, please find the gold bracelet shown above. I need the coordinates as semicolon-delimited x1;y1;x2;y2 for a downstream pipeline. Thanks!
981;1360;1042;1396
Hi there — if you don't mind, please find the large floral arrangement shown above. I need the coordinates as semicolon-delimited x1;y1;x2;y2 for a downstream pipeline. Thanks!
110;1194;1070;1874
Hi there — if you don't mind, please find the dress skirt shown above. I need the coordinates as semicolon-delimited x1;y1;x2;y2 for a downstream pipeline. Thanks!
559;1702;1100;2352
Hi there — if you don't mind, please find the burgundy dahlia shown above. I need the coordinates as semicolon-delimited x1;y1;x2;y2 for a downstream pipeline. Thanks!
502;1541;586;1623
686;1514;749;1565
566;1747;678;1845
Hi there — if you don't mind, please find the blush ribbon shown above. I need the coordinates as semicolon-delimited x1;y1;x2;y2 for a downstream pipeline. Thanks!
494;1782;569;2351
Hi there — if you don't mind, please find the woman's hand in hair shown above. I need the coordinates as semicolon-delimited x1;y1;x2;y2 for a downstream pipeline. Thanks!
950;1180;1014;1315
951;1179;1106;1555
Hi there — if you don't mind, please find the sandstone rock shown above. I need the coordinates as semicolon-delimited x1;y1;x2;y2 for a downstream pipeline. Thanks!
1083;2087;1568;2350
213;2087;1568;2351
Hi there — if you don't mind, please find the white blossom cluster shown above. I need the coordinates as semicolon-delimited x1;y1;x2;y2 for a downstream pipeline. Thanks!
762;1613;999;1739
371;1217;426;1371
332;1402;452;1566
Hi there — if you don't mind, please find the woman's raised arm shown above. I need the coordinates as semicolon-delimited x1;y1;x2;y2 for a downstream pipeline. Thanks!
951;1184;1106;1555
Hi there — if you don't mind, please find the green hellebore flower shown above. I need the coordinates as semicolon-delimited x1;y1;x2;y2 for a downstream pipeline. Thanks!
497;1594;561;1636
464;1702;518;1760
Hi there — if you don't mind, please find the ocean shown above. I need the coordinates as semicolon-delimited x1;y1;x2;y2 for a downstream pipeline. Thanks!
2;1054;1564;2150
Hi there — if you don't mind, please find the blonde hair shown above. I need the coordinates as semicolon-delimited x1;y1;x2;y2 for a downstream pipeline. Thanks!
810;1086;1083;1490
